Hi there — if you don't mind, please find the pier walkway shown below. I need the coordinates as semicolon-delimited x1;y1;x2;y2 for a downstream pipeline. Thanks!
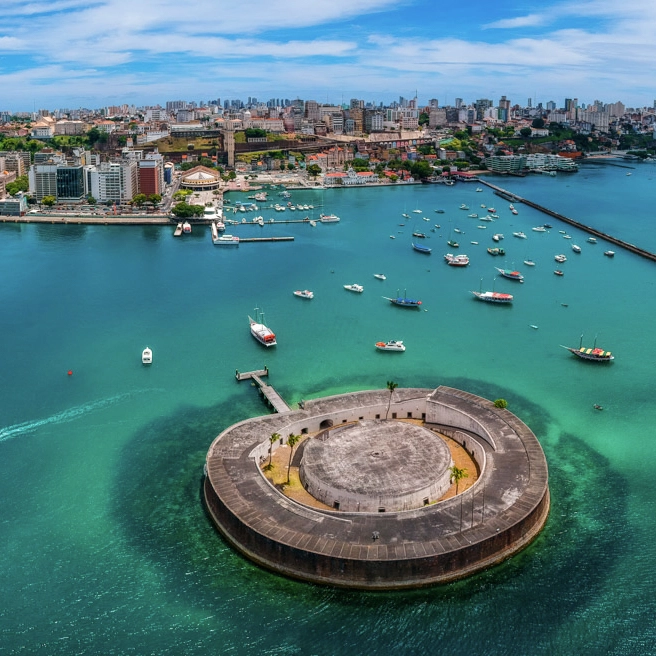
235;367;292;413
479;179;656;263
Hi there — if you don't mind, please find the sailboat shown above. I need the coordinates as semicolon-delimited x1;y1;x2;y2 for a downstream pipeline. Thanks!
447;223;459;248
560;334;614;362
471;277;513;304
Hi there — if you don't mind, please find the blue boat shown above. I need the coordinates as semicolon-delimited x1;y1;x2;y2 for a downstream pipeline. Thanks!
383;290;423;309
412;242;432;254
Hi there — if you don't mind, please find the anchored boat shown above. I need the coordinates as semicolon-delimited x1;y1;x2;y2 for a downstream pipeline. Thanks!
248;309;277;347
561;335;614;362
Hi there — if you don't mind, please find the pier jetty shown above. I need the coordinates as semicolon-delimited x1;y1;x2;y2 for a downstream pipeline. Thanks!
235;367;291;413
479;179;656;263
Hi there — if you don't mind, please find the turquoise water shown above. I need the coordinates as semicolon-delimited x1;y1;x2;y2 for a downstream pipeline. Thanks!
0;161;655;655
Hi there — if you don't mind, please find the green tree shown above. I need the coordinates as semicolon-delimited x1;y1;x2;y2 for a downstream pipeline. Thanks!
286;433;301;483
41;195;56;207
171;202;204;218
244;128;267;139
87;195;96;205
6;175;29;195
86;127;101;145
385;380;398;419
351;158;370;170
520;127;532;138
287;162;295;171
418;112;429;126
132;193;148;207
532;118;546;129
307;164;322;178
266;432;280;471
228;171;236;180
449;465;469;494
410;160;433;179
148;194;162;206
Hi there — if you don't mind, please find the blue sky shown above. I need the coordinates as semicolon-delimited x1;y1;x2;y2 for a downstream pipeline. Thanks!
1;0;654;110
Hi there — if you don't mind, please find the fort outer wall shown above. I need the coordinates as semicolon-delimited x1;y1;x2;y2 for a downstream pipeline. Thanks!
203;386;550;589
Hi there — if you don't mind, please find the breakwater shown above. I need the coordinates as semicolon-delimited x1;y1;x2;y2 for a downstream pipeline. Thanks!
479;179;656;262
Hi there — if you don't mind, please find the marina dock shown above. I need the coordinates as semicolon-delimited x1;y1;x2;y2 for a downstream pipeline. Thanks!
235;367;292;413
479;179;656;263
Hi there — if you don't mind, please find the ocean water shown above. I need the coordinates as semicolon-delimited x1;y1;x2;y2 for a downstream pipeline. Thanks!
0;161;655;655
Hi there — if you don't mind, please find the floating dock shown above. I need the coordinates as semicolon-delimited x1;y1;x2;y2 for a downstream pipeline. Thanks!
235;367;292;413
239;236;294;243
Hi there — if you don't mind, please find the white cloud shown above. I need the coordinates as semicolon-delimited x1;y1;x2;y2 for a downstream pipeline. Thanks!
483;14;548;29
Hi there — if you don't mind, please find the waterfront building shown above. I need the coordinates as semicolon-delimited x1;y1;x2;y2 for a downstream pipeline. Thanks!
0;191;28;216
179;165;220;191
137;154;164;196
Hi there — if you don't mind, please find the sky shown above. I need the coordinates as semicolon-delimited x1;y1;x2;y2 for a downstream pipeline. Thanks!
1;0;655;111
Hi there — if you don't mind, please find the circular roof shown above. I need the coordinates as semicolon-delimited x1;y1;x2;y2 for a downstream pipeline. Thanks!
301;419;451;498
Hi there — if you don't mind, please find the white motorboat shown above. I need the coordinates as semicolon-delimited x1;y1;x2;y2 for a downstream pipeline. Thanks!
523;259;536;266
459;204;470;210
562;234;572;239
468;213;478;218
413;209;422;214
572;244;582;253
182;221;191;233
293;290;314;299
532;226;547;232
142;347;153;364
248;309;277;347
344;283;364;293
587;237;597;244
214;234;240;246
513;232;527;239
554;254;567;263
320;213;340;223
476;188;483;192
373;274;386;280
375;340;406;352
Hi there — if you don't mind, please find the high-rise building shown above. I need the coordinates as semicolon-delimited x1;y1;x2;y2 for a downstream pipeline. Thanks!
498;96;511;122
138;154;164;196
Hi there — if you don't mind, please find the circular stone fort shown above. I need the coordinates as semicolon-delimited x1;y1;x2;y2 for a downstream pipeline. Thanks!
204;386;550;589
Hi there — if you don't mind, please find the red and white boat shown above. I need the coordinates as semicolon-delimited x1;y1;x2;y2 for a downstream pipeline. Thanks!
444;253;470;266
248;309;277;347
471;291;513;304
375;340;406;352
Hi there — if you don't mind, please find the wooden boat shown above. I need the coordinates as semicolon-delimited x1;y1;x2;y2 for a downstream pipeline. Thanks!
412;243;432;254
383;290;422;308
471;291;513;304
495;267;524;282
561;335;614;362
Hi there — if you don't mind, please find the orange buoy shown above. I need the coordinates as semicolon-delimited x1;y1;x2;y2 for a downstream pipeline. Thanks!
67;370;73;376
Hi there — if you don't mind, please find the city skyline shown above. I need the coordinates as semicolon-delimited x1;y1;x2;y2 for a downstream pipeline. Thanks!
1;0;655;110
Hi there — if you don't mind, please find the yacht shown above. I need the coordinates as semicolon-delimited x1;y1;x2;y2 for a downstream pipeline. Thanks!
375;340;406;352
293;290;314;299
142;347;153;364
513;231;527;239
344;283;364;293
572;244;582;253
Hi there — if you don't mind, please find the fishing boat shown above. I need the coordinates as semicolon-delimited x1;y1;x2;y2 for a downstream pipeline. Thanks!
344;283;364;293
488;207;496;213
412;243;432;254
572;244;582;253
320;213;340;223
554;254;567;263
383;290;422;308
487;247;505;256
604;250;615;257
375;340;406;352
447;240;460;248
374;273;386;280
561;335;614;362
554;269;564;276
513;232;527;239
248;309;277;347
293;290;314;299
471;291;513;304
444;253;470;267
495;267;524;282
141;347;153;364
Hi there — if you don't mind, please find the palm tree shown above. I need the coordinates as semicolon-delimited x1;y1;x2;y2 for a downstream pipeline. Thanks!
286;433;301;484
449;465;469;494
385;380;398;419
265;432;280;470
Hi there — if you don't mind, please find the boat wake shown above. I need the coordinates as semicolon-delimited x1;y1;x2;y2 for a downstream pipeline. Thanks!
0;390;158;444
